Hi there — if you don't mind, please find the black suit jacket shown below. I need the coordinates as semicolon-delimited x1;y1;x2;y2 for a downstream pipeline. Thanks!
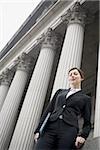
34;89;91;139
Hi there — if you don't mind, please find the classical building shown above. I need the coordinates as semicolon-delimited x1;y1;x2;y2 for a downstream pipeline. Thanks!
0;0;99;149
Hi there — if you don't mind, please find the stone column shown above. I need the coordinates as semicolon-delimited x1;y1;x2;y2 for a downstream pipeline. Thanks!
0;53;33;150
94;44;100;137
0;69;13;111
52;2;87;95
9;28;58;150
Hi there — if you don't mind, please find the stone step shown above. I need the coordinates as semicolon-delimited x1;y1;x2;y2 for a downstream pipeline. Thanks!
82;137;100;150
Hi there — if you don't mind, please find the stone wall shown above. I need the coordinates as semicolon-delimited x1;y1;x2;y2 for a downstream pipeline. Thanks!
82;137;100;150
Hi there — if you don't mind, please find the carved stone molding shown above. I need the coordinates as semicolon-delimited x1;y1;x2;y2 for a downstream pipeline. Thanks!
36;33;45;44
61;2;87;27
41;28;59;50
15;53;34;72
0;68;14;86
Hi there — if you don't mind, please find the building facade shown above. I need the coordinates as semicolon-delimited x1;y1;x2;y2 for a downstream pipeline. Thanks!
0;0;99;149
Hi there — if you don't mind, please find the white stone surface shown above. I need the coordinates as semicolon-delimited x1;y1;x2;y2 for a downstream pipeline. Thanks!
0;69;29;150
52;23;84;96
9;29;56;150
51;2;86;96
94;43;100;137
0;84;9;111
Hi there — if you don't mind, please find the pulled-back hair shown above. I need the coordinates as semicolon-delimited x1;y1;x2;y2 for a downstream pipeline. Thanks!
68;67;85;79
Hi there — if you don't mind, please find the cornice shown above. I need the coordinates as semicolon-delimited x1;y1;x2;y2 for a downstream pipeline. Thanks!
0;0;98;73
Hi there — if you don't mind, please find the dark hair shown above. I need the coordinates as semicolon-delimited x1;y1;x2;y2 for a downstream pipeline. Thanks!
68;67;85;79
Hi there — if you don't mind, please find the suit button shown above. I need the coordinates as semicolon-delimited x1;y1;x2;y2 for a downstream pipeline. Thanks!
59;115;63;119
63;105;66;108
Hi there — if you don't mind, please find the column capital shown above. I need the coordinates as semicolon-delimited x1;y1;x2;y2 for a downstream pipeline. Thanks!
41;28;58;50
61;2;87;27
0;68;14;86
15;53;34;72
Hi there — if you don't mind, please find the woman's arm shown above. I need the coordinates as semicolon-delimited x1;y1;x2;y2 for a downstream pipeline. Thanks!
75;97;91;148
79;97;91;139
34;89;62;134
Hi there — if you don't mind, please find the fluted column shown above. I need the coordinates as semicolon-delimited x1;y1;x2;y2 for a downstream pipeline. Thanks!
94;44;100;137
52;2;87;95
0;69;13;111
0;53;33;150
9;28;58;150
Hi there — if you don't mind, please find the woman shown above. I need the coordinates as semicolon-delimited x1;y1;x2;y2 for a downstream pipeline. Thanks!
34;67;91;150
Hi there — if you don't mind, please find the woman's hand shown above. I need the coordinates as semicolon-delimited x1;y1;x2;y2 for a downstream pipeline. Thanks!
34;132;40;143
75;136;85;148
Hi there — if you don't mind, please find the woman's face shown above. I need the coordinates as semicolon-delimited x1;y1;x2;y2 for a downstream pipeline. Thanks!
68;69;83;86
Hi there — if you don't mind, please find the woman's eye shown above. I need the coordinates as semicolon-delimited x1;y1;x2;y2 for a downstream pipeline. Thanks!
74;73;78;75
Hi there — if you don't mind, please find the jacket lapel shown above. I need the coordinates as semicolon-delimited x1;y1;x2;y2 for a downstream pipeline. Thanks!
62;89;70;97
66;89;82;99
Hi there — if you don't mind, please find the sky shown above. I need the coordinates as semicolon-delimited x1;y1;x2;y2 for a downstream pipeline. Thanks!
0;0;42;51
